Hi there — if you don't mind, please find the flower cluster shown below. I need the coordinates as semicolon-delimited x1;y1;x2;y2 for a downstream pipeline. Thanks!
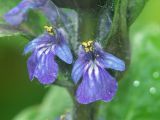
4;0;125;104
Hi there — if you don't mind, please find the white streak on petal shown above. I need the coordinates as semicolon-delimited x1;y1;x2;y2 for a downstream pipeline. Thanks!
88;65;93;80
37;47;46;58
41;55;45;65
88;63;95;88
36;43;46;49
84;61;91;72
51;45;56;53
94;65;99;82
45;48;50;55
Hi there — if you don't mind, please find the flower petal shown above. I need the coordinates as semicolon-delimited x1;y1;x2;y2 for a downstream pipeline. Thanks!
4;0;34;26
34;0;47;7
24;33;55;54
4;0;47;26
27;51;37;80
55;43;73;64
71;58;86;84
4;7;27;26
55;30;73;64
76;66;117;104
35;53;58;84
99;52;125;71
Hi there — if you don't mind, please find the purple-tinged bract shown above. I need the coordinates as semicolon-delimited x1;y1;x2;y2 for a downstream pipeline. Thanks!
24;27;73;84
72;41;125;104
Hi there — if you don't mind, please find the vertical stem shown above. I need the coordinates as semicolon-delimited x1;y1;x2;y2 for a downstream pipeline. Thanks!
67;88;99;120
73;102;99;120
69;10;99;120
79;10;98;41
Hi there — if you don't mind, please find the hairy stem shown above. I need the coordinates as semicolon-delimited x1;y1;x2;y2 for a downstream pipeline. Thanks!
73;102;99;120
66;10;100;120
79;10;98;41
67;88;99;120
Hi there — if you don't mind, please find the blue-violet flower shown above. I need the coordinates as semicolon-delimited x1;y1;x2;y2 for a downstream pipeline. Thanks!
4;0;58;26
24;26;73;84
72;41;125;104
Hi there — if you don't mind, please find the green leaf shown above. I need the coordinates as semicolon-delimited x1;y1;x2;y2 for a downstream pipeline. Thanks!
0;0;20;16
97;0;130;79
0;24;36;39
34;86;73;120
13;106;39;120
97;0;149;75
96;5;112;42
20;10;49;36
13;86;73;120
61;8;79;51
0;24;23;37
127;0;149;25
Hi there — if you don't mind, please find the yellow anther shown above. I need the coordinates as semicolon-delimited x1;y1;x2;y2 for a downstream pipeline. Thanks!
89;46;93;51
81;40;94;52
44;25;55;35
84;48;90;52
82;42;88;47
87;40;93;46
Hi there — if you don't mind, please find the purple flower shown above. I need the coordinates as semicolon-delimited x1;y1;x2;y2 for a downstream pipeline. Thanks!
4;0;57;26
24;26;73;84
72;41;125;104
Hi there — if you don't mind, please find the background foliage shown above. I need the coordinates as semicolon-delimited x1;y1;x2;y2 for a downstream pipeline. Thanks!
0;0;160;120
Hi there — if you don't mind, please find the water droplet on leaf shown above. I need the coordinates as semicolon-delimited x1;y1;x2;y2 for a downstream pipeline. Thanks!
153;71;159;79
149;87;156;94
133;80;140;87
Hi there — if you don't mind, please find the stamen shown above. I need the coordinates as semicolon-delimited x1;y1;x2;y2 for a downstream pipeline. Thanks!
82;40;94;52
44;25;55;35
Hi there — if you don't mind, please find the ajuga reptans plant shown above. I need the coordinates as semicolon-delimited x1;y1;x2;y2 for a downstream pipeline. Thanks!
4;0;125;112
3;0;147;119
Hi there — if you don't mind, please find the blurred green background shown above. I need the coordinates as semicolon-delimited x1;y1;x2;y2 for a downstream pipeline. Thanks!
0;0;160;120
